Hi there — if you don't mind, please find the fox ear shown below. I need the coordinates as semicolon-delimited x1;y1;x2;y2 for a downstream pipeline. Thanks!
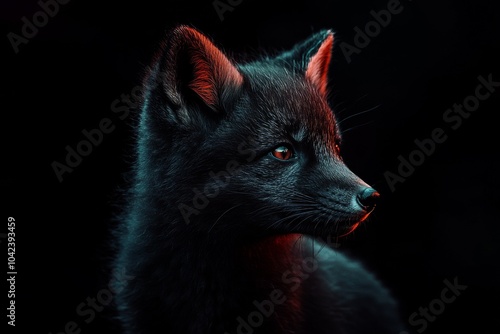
160;25;243;115
276;30;334;97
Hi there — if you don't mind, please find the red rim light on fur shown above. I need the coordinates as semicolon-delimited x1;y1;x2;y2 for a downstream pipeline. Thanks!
305;32;334;97
180;27;243;108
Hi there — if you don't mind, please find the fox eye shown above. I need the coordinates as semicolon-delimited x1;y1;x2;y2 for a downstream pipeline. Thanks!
270;145;294;161
334;144;341;153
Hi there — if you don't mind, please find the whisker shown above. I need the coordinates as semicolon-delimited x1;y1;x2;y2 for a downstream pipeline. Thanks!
208;204;242;234
337;104;381;127
341;120;375;134
314;213;341;256
333;93;369;117
267;210;318;230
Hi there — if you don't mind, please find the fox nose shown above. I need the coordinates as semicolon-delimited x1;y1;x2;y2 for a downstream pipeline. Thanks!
356;188;380;211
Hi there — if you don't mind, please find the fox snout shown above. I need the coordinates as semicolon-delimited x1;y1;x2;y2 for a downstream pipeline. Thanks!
324;183;380;236
297;159;381;235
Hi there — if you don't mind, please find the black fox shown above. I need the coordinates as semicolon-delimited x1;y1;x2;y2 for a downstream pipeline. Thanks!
113;25;404;333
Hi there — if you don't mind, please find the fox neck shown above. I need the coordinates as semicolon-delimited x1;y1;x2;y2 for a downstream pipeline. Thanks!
163;226;304;333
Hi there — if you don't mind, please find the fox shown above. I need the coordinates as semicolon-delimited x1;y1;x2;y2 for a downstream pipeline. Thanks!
112;25;405;334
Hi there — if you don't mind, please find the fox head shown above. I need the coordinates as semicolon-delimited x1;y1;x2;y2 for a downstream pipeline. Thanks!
136;25;379;240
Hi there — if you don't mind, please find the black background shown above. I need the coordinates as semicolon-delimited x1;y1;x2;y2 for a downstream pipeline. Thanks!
3;0;500;333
